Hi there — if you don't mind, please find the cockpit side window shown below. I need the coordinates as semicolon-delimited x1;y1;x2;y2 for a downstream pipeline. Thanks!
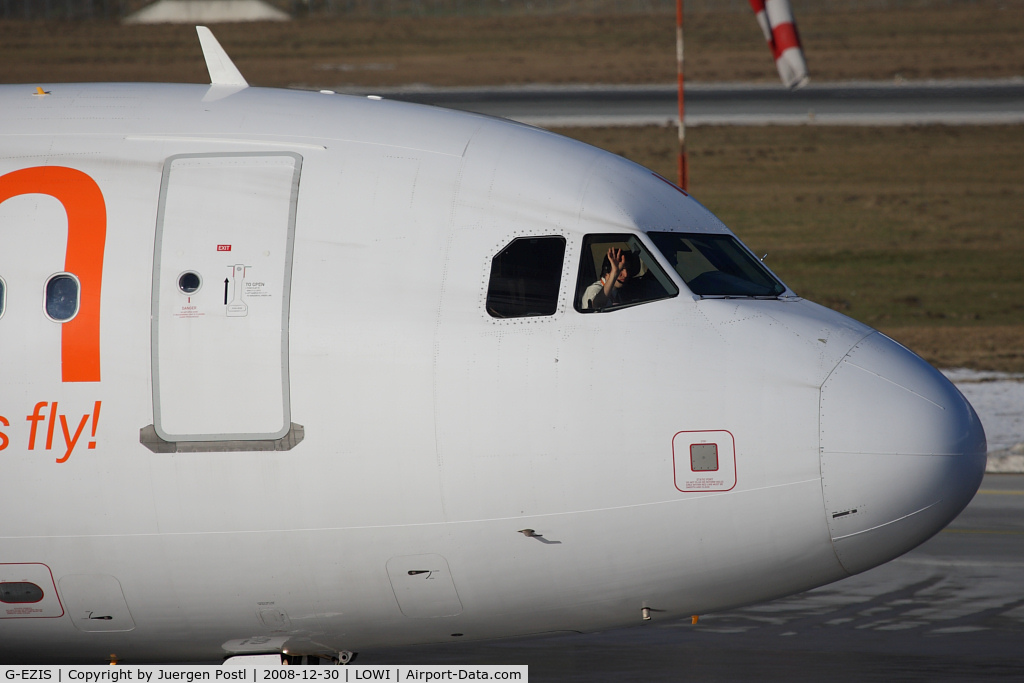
575;234;678;313
0;276;5;320
486;236;566;318
647;232;786;298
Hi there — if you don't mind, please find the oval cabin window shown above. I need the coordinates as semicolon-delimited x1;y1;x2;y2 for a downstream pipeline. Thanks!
44;273;81;322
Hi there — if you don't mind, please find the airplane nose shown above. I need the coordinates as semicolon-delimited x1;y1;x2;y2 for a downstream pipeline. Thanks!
819;332;987;575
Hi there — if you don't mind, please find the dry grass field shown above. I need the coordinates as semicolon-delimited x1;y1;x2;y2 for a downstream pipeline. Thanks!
1;3;1022;371
1;4;1023;87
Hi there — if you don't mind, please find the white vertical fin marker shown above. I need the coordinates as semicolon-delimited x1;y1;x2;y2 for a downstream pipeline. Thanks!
196;26;248;87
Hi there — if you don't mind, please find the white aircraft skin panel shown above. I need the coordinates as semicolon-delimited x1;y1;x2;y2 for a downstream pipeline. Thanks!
435;303;828;519
0;80;987;663
0;194;71;388
452;120;602;243
284;143;462;530
823;333;983;456
1;85;475;158
0;479;843;662
580;153;731;236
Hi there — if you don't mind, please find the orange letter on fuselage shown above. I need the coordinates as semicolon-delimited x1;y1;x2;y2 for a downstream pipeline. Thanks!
0;167;106;382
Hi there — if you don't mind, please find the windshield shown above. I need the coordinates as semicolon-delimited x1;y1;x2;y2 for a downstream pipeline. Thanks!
647;232;787;298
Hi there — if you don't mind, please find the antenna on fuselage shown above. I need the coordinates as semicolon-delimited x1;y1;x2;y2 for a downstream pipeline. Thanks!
196;26;248;88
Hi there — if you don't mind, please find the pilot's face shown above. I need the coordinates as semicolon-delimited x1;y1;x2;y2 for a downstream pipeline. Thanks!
614;268;629;286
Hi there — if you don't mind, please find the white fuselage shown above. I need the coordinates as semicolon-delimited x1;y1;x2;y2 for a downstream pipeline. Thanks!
0;83;986;664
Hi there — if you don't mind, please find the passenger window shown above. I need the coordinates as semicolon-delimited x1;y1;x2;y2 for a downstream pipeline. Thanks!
0;582;44;604
647;232;786;298
44;273;80;322
486;236;566;318
0;277;5;320
575;234;678;312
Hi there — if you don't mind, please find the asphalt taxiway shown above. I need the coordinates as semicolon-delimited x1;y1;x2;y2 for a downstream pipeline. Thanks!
363;79;1024;127
360;474;1024;681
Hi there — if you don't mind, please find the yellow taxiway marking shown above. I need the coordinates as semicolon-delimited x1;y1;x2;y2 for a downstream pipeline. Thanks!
978;489;1024;496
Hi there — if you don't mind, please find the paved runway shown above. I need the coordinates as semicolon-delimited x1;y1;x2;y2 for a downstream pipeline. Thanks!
361;79;1024;127
360;474;1024;681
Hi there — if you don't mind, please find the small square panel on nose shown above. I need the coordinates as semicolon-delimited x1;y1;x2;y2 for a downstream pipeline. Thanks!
672;430;736;493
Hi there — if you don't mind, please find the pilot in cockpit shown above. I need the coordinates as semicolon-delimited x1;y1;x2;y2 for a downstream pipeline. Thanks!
580;247;640;311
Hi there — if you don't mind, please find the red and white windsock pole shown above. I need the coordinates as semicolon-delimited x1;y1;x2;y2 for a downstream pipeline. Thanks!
749;0;809;90
676;0;688;190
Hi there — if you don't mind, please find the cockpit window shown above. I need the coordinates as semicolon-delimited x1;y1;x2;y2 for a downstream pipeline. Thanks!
486;236;566;318
0;277;5;320
575;234;678;313
647;232;787;298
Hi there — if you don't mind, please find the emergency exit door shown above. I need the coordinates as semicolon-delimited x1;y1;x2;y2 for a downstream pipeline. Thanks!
151;153;301;443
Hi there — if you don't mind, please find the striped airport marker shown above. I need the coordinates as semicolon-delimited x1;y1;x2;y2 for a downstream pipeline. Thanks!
749;0;810;89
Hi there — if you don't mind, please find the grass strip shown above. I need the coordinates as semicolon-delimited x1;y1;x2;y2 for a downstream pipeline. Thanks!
2;6;1023;87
